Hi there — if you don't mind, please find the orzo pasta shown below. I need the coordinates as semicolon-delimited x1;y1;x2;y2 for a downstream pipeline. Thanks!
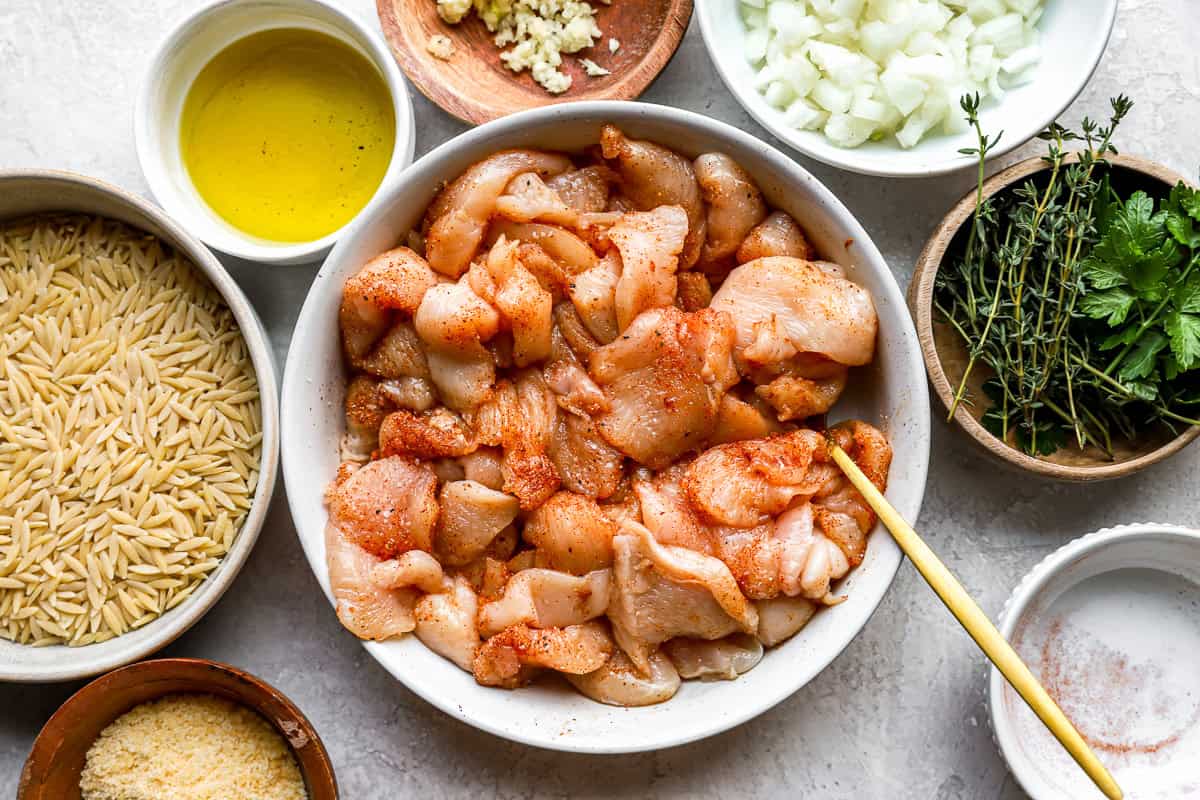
0;215;261;646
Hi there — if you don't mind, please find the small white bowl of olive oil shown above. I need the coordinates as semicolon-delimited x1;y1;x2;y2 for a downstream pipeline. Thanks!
136;0;415;265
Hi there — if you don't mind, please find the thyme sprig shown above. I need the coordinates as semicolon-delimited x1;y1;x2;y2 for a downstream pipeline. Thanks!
934;95;1200;457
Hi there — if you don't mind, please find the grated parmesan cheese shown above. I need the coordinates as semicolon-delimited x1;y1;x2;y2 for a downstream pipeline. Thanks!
79;694;307;800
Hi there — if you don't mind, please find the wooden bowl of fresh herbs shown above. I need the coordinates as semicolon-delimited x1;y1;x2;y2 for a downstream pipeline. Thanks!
909;97;1200;481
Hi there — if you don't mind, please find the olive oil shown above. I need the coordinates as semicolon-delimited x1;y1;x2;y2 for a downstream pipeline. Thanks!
180;28;395;243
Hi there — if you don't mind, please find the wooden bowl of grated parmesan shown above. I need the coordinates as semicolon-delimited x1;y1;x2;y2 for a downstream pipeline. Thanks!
17;658;337;800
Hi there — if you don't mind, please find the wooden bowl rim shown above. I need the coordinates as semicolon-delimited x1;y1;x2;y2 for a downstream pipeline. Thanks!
18;658;337;800
908;152;1200;482
376;0;693;124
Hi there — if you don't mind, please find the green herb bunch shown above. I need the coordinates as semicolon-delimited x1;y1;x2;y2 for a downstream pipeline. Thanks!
934;95;1200;457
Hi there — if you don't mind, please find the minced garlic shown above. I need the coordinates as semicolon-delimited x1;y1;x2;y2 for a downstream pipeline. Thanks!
79;694;307;800
435;0;610;94
427;33;455;60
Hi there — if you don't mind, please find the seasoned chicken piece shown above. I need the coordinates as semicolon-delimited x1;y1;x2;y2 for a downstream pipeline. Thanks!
414;575;480;671
600;125;706;268
379;407;476;459
514;242;570;300
477;568;611;636
379;376;437;413
523;491;617;573
754;358;849;421
458;555;514;600
609;521;757;672
694;153;767;264
470;237;554;366
736;211;814;263
414;278;501;411
553;302;601;359
569;250;622;344
355;320;431;382
547;411;624;499
325;522;417;640
473;621;614;688
709;393;786;446
341;374;391;461
609;206;688;332
340;247;438;367
425;149;572;277
710;256;878;368
544;325;608;416
488;220;598;275
547;165;615;213
755;596;817;646
718;503;849;602
590;307;738;469
683;428;825;528
812;421;892;566
370;550;448;594
326;456;439;559
633;467;717;555
458;447;504;490
435;480;521;566
663;633;763;680
567;647;681;706
675;271;713;312
495;172;579;226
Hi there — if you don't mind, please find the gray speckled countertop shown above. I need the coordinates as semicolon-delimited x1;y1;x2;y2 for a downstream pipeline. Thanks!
2;0;1199;796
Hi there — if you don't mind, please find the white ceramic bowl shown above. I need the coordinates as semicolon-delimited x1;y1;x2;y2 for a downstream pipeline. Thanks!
281;100;930;752
991;523;1200;799
696;0;1118;177
0;170;280;682
134;0;416;265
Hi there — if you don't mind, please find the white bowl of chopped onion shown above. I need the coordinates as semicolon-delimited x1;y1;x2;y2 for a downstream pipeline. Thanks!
282;100;929;752
697;0;1118;177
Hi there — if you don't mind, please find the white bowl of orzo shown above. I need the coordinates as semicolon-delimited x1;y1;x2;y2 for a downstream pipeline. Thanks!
0;170;279;682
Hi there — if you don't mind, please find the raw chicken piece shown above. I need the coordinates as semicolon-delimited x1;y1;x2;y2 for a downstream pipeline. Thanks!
755;596;817;646
663;633;763;680
736;211;814;263
414;278;501;411
545;325;608;416
435;480;520;566
590;307;738;469
379;407;476;459
471;371;562;509
495;172;579;226
694;153;767;264
567;647;681;706
600;125;706;268
515;243;571;300
459;447;504;490
379;376;438;413
634;466;717;555
340;247;437;367
355;320;431;382
326;456;439;559
683;428;825;527
709;393;785;446
709;256;877;368
488;220;599;275
547;411;624;499
568;250;622;344
754;359;849;421
370;550;448;593
477;568;611;636
548;165;616;213
425;349;496;413
610;206;689;331
342;374;390;461
325;522;417;640
718;503;849;602
609;521;757;672
473;621;614;688
675;271;713;312
470;237;554;366
414;576;480;671
812;422;892;566
523;491;617;573
425;149;572;277
553;302;601;359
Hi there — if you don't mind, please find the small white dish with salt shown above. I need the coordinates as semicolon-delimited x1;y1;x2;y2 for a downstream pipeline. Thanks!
990;523;1200;799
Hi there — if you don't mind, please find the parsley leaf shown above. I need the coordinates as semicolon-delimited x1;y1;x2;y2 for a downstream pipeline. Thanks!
1165;310;1200;371
1165;183;1200;248
1117;330;1168;381
1087;191;1182;297
1080;287;1136;325
1176;272;1200;313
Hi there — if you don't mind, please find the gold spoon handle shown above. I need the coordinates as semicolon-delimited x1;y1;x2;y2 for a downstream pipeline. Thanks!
829;444;1122;800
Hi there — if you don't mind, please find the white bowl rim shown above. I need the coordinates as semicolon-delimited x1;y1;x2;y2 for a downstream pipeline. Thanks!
0;168;281;682
694;0;1119;178
988;521;1200;799
281;99;931;752
133;0;417;265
